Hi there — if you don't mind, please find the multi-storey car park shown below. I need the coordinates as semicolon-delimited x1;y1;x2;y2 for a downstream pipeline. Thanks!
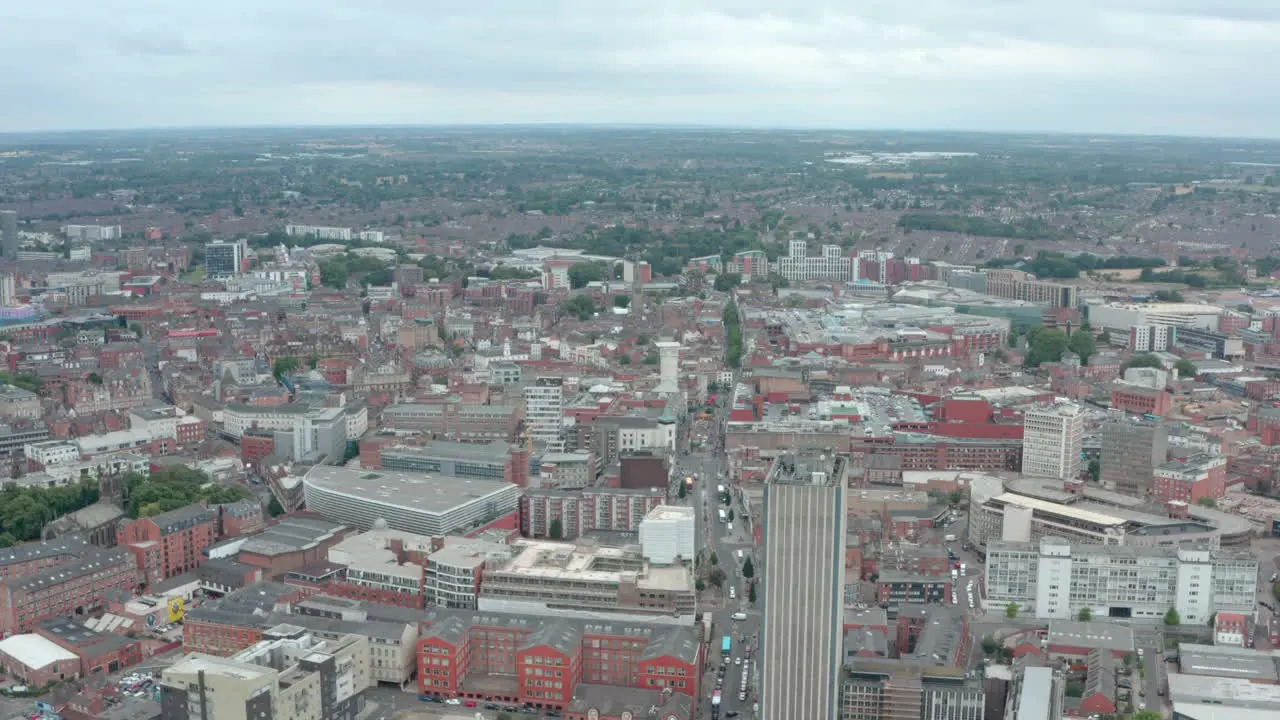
967;476;1254;558
301;465;522;537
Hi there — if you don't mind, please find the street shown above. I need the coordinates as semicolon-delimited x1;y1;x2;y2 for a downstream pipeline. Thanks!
675;380;760;719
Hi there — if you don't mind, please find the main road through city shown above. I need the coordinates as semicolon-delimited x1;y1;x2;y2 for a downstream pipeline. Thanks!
676;378;760;719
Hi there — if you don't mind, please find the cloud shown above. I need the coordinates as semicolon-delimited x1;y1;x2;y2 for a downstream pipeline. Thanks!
0;0;1277;136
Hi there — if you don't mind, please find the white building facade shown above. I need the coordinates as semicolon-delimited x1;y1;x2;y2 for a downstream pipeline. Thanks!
1022;401;1084;480
985;537;1257;623
639;505;696;564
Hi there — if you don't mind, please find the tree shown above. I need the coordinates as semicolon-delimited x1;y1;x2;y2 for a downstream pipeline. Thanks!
1174;358;1198;378
1133;712;1162;720
713;273;742;292
709;551;719;566
1024;325;1069;367
267;496;285;517
613;295;631;309
1164;607;1181;626
564;295;596;321
742;558;754;579
1197;497;1216;508
1064;681;1084;698
1087;459;1100;482
1066;328;1097;364
1078;607;1093;621
982;636;999;655
1123;652;1134;667
549;519;563;540
273;357;300;379
1005;602;1020;619
709;568;726;587
695;579;706;592
87;372;103;385
567;262;606;289
748;582;756;603
1122;354;1164;372
677;482;687;499
1098;328;1111;345
728;509;735;523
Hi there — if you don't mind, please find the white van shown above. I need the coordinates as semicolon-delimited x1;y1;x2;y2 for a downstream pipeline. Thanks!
736;550;744;560
731;612;747;621
727;522;733;533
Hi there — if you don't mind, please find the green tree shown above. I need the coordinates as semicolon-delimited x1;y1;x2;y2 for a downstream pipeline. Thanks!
1078;607;1092;621
267;496;285;517
1164;607;1181;626
1122;354;1164;372
549;518;563;540
273;357;300;379
709;568;726;587
613;295;631;309
1087;459;1100;482
1123;652;1134;667
766;272;789;290
695;579;706;592
1006;602;1020;619
742;558;754;579
709;551;719;566
1133;712;1162;720
1066;328;1097;364
1174;358;1198;378
713;273;742;292
677;482;687;499
1024;325;1069;367
748;582;756;603
567;262;606;289
982;636;999;655
1197;497;1216;508
564;295;597;321
1064;681;1084;698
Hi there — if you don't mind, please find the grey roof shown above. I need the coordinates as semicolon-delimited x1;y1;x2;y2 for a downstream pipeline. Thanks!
1085;648;1117;699
0;535;89;567
567;683;694;719
302;465;519;513
1048;620;1134;653
185;581;297;626
237;516;346;557
143;504;217;535
11;548;133;594
522;621;581;655
260;611;410;642
387;439;514;463
845;628;889;658
1178;643;1280;683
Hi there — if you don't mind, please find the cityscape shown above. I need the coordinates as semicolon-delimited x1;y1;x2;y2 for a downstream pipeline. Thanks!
0;122;1279;720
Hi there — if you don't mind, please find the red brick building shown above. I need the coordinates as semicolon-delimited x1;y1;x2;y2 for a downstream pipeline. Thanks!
0;547;138;634
35;616;145;676
1111;385;1173;417
417;608;701;712
217;499;266;538
1153;454;1228;504
117;504;219;586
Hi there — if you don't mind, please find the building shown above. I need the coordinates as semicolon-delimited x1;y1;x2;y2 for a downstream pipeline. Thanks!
415;606;700;712
205;239;245;278
0;546;137;634
774;239;853;282
1214;612;1249;647
524;377;565;446
638;505;695;564
380;400;520;442
1099;414;1168;497
984;536;1258;623
1021;401;1083;480
1088;302;1223;332
161;628;371;720
301;465;521;536
117;503;219;585
761;453;848;720
985;269;1079;308
1153;454;1228;504
480;539;696;615
285;224;353;241
0;383;40;420
520;487;666;540
0;210;16;257
377;439;529;487
62;224;122;243
1129;324;1176;352
0;633;81;686
1001;665;1064;720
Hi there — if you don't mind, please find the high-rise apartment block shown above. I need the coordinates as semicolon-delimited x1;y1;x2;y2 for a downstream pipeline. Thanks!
761;452;848;720
1099;413;1168;497
773;239;853;282
205;239;244;278
523;377;564;446
1021;401;1083;480
985;537;1257;623
0;210;16;258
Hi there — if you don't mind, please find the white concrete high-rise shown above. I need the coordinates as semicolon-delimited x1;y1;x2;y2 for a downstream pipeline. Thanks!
639;505;695;565
1022;401;1084;480
0;273;14;307
523;377;564;447
655;341;681;393
760;453;847;720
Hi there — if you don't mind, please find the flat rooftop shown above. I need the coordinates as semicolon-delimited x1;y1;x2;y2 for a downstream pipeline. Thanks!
1047;620;1134;653
1168;672;1280;709
990;493;1125;527
303;465;518;513
1179;644;1280;683
491;540;692;592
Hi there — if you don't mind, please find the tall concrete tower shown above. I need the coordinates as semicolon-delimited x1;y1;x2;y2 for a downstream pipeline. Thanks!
655;341;681;393
0;210;17;258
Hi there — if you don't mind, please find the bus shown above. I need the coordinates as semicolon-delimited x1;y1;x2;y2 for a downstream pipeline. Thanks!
722;635;732;655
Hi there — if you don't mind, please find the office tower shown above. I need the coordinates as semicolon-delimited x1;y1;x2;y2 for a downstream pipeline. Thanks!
0;210;16;258
205;239;244;277
654;340;681;393
1099;413;1168;496
1021;401;1084;480
0;273;13;306
761;453;847;720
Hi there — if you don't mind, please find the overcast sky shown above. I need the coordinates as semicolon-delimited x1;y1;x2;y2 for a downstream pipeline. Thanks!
2;0;1278;137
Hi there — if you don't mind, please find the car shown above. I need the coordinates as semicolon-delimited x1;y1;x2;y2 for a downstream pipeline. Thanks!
445;699;462;706
463;700;478;707
734;657;742;666
726;713;740;719
738;692;747;701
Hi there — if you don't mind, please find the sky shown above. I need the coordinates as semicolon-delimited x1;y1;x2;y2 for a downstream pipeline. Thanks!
2;0;1279;137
